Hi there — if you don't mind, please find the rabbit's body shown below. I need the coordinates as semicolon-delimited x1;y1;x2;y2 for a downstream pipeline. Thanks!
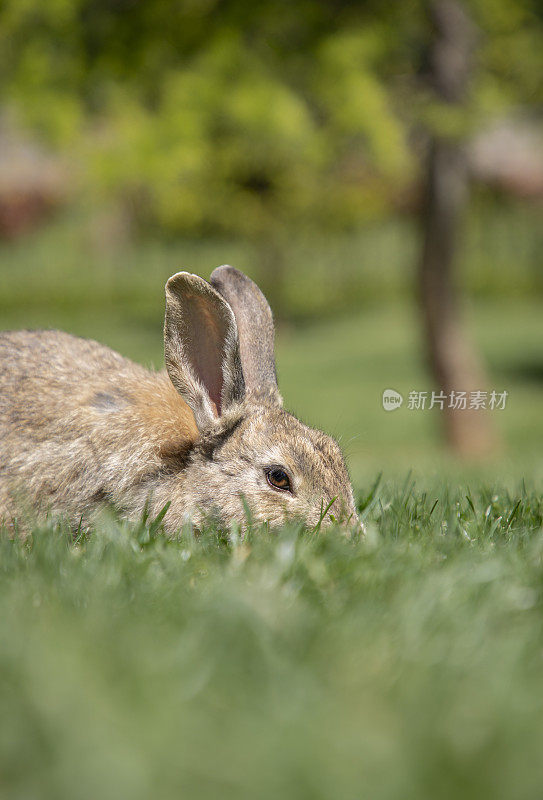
0;268;358;532
0;330;197;526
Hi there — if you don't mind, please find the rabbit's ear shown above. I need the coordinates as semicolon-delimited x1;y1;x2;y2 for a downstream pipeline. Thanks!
210;265;282;406
164;272;245;431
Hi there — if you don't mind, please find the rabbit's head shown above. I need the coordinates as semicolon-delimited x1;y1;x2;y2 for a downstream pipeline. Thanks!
163;266;358;531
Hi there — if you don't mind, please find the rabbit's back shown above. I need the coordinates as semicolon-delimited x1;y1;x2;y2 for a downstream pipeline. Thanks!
1;329;141;410
0;330;152;440
0;330;198;523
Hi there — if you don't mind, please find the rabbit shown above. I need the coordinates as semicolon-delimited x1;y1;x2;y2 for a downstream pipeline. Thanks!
0;266;359;533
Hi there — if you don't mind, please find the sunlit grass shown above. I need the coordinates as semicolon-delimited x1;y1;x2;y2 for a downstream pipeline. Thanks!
1;207;542;799
1;483;543;799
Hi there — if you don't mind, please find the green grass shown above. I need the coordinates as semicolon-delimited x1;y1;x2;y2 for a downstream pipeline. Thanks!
277;298;543;486
1;208;542;797
2;483;543;800
1;209;542;484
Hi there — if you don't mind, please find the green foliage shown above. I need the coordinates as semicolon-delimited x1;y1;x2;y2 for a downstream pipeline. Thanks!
1;0;541;236
471;0;543;108
1;483;543;799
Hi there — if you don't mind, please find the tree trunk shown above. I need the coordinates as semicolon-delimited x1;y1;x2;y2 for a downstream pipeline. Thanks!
419;0;496;456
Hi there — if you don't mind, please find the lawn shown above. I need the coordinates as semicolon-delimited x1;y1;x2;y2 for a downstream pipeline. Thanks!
1;210;542;798
1;485;543;800
1;209;542;486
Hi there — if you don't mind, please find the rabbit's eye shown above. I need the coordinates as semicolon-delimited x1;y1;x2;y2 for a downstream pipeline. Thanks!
265;466;292;492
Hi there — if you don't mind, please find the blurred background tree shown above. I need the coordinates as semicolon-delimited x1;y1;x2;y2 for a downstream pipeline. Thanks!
419;0;495;456
2;0;541;238
0;0;541;469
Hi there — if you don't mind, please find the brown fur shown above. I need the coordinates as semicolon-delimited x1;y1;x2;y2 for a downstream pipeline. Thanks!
0;268;359;533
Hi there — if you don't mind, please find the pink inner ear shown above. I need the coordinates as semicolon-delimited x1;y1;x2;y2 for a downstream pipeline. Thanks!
185;294;226;416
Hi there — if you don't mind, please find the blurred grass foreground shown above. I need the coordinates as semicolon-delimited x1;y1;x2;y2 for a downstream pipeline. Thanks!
2;486;543;800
